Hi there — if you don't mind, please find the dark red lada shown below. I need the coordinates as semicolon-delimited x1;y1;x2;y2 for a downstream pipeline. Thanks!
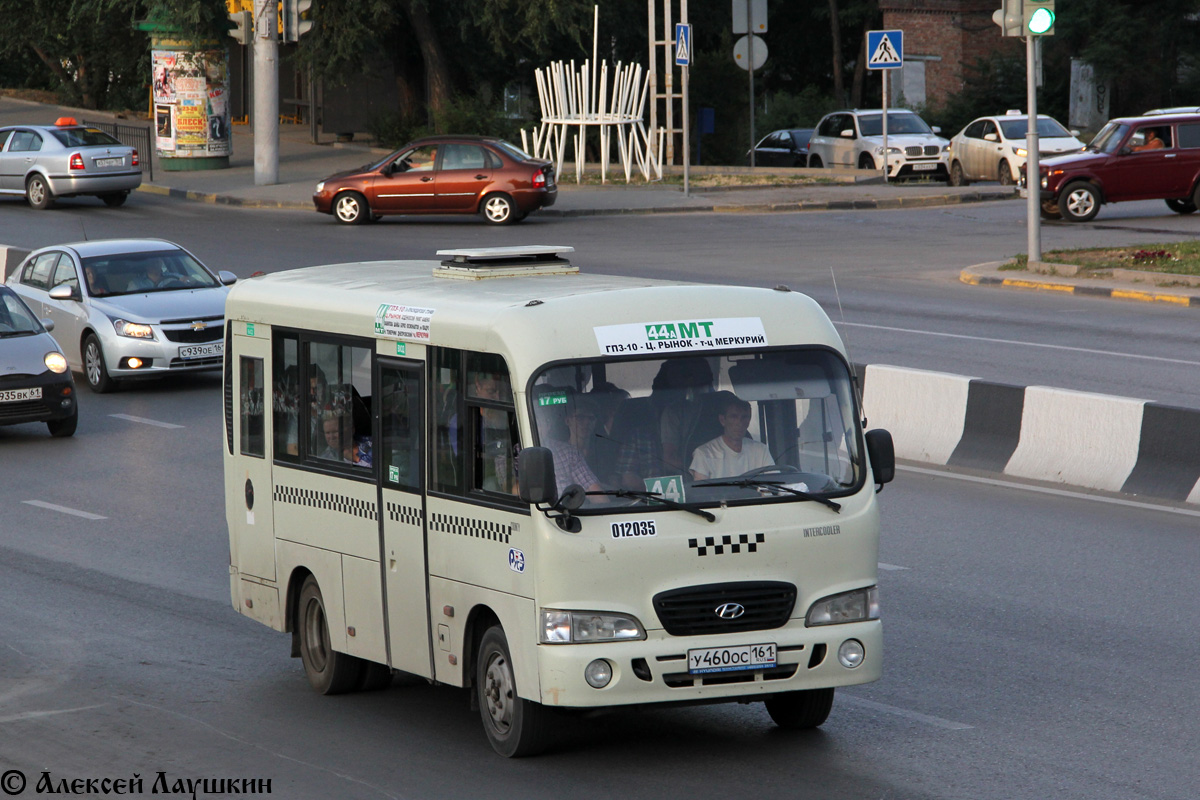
1038;113;1200;222
313;135;556;225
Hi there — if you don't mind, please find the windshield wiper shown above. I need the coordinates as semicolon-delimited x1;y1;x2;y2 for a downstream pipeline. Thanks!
586;489;716;522
691;479;841;512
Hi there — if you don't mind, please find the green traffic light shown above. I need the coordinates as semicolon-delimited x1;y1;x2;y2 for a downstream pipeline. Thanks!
1028;7;1055;34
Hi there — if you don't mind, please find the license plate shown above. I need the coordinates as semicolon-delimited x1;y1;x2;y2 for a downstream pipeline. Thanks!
912;162;936;171
687;642;777;675
179;342;223;359
95;157;123;167
0;387;41;402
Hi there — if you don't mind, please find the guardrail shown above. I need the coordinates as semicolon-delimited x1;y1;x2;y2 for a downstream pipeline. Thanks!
82;119;153;182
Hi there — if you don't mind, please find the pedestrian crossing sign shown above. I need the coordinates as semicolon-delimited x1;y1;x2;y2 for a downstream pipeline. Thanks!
866;30;903;70
675;23;692;67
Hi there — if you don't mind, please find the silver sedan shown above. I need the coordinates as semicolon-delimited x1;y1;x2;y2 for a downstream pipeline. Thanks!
6;239;236;393
0;119;142;210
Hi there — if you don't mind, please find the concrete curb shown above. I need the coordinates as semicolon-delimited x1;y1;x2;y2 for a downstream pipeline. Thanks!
858;363;1200;505
961;263;1200;308
137;184;309;210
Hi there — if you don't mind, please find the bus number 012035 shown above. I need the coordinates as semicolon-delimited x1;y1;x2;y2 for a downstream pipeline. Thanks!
610;520;657;539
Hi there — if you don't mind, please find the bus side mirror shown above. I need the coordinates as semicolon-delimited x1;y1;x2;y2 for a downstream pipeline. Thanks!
865;429;895;486
519;447;558;505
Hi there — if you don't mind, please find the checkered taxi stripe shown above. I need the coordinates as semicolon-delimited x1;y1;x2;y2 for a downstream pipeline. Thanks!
387;501;424;527
274;485;378;521
429;512;511;544
687;533;765;557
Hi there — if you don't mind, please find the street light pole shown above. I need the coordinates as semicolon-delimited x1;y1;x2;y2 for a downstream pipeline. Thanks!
1026;35;1041;264
253;0;279;186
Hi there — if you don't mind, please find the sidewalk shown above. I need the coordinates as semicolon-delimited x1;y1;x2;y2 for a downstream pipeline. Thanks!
961;262;1200;309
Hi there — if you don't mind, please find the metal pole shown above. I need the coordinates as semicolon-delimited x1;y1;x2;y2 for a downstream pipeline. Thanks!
747;4;755;167
1026;35;1041;263
881;69;888;183
683;63;690;195
253;0;279;186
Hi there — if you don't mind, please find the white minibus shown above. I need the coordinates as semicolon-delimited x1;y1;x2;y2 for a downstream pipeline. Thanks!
223;246;894;757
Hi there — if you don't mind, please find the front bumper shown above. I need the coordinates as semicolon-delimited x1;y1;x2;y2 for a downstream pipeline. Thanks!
0;372;77;427
101;324;224;379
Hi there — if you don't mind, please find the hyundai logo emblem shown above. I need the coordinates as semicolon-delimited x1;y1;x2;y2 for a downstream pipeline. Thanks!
715;602;746;619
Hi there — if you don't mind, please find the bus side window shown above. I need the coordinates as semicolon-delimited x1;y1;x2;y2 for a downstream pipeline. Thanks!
240;356;265;458
467;353;519;496
273;334;300;457
381;366;421;490
433;349;463;492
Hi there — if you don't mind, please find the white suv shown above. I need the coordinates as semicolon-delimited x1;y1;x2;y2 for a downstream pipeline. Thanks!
807;109;949;180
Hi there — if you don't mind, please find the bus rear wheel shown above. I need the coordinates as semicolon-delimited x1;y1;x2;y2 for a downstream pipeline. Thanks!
477;625;551;757
298;575;362;694
764;687;835;729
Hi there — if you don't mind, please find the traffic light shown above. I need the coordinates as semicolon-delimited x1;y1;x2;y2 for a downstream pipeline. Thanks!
282;0;314;42
992;0;1023;38
1024;0;1055;35
228;10;252;45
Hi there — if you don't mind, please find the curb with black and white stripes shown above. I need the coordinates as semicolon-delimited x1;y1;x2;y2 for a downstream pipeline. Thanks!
859;364;1200;505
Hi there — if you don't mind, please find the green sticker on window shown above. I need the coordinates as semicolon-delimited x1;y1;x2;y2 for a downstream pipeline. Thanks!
388;465;400;483
246;323;255;336
396;342;406;356
538;391;568;406
644;475;686;503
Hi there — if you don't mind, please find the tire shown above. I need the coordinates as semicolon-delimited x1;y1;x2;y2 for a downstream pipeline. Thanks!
477;625;551;757
333;192;369;224
26;174;55;210
807;155;823;169
298;575;363;695
858;154;876;171
47;411;78;438
1058;182;1101;222
1166;198;1197;214
764;687;835;730
948;160;968;187
1040;200;1063;220
481;193;517;225
997;160;1015;186
82;334;116;393
356;661;394;691
101;192;128;207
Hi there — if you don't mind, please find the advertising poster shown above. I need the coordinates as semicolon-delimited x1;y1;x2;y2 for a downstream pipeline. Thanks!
151;49;231;159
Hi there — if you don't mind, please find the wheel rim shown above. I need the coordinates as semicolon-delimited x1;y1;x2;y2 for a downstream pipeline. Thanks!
951;163;962;184
335;196;360;222
485;197;511;223
85;341;102;387
29;180;45;204
482;649;515;734
303;596;330;672
999;163;1013;185
1066;188;1095;217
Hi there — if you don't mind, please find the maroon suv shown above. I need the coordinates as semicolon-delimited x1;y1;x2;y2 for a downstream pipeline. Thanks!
313;135;556;225
1038;113;1200;222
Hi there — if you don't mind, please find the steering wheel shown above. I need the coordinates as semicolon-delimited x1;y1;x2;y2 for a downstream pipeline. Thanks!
158;278;186;288
737;464;800;478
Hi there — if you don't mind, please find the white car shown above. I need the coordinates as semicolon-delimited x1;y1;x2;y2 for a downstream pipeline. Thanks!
947;113;1085;186
6;239;237;393
806;109;949;180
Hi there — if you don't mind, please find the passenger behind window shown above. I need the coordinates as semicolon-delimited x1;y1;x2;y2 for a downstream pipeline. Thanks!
319;409;371;466
689;392;773;481
539;388;607;500
1131;128;1169;152
587;381;630;486
656;357;716;473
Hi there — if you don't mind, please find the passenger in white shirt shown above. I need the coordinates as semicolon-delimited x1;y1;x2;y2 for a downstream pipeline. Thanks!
689;394;773;480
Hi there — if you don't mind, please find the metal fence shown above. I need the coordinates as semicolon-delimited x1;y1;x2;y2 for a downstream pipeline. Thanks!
82;119;154;182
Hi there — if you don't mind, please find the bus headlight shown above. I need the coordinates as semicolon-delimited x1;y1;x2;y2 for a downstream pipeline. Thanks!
540;609;646;643
806;587;880;627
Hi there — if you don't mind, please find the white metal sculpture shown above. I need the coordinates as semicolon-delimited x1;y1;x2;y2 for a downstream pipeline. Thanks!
523;58;664;184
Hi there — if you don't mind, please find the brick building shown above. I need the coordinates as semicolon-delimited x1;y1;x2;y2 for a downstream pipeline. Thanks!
880;0;1019;107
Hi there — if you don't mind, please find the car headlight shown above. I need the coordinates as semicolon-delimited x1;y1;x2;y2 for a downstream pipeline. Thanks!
315;181;325;193
1041;177;1049;189
873;146;902;156
113;319;154;339
941;144;950;152
806;586;880;627
540;609;646;643
1014;147;1028;157
44;352;68;373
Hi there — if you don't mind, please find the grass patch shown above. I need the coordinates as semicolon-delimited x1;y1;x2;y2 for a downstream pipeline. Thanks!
1001;242;1200;275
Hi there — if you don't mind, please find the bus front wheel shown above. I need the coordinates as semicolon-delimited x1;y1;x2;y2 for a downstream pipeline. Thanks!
764;687;835;729
298;575;362;694
476;625;551;757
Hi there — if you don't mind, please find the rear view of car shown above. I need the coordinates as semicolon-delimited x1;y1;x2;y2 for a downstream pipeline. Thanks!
0;286;77;437
0;118;141;210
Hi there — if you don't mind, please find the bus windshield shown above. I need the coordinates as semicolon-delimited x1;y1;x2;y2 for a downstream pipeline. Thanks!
529;349;862;511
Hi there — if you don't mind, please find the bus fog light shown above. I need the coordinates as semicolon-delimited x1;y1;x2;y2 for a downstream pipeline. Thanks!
584;659;612;688
838;639;865;669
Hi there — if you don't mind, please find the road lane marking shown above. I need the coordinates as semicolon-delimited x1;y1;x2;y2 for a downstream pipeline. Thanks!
839;693;973;730
837;322;1200;368
110;414;185;429
878;563;909;571
21;501;106;520
0;705;104;724
900;465;1200;519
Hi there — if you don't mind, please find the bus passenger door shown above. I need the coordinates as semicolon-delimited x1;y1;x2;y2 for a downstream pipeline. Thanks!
230;332;276;583
377;358;433;678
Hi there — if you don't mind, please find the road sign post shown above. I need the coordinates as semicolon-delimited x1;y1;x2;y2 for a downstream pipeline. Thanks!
733;0;767;167
676;23;692;195
866;30;903;183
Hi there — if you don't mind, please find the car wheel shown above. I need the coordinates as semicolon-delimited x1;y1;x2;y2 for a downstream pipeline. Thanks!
298;574;363;694
101;192;128;207
1166;198;1197;214
1040;200;1063;220
47;410;78;438
1058;182;1101;222
948;161;968;187
807;155;823;168
333;192;369;224
998;160;1015;186
858;154;876;170
764;687;835;729
82;334;116;393
481;193;517;225
26;174;55;210
477;625;551;757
